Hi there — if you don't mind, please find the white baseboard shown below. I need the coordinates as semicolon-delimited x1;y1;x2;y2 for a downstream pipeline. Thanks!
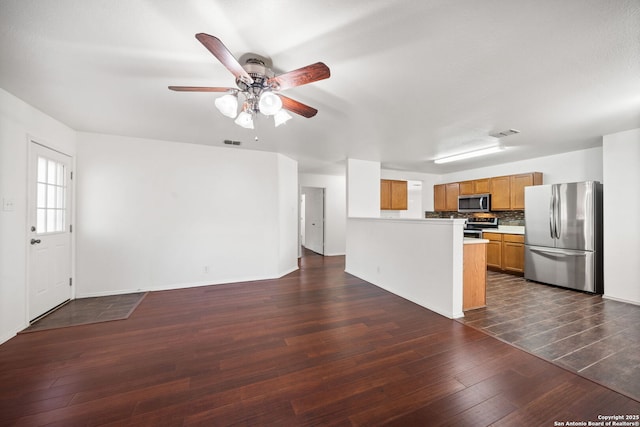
602;294;640;306
0;331;17;346
75;269;301;299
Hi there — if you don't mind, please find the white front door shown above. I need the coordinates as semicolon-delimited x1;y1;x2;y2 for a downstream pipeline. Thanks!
28;141;73;320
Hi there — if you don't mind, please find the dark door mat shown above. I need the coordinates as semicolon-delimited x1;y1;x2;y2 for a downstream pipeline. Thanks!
20;292;147;333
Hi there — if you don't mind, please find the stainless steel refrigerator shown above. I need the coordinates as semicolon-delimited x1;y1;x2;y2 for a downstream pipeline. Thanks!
524;181;603;293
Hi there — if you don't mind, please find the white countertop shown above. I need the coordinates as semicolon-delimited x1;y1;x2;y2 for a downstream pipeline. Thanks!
464;238;490;244
482;226;525;235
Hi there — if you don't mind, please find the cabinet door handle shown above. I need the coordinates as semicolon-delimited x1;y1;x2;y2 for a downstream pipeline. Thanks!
30;239;41;245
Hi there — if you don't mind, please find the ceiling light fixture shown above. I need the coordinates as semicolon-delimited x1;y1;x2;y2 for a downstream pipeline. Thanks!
273;109;293;127
234;103;254;129
214;94;238;118
258;91;282;116
170;34;330;129
213;68;288;128
434;144;506;164
214;58;289;129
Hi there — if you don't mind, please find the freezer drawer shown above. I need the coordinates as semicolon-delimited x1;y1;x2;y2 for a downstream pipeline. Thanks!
524;245;601;293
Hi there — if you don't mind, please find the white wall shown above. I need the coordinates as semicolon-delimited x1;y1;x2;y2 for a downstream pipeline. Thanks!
299;173;346;256
76;132;298;297
347;159;380;218
440;147;603;185
277;155;299;275
346;218;465;319
0;88;77;344
603;129;640;305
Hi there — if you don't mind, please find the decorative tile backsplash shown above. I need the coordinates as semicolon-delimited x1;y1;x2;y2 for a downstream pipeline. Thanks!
424;210;525;226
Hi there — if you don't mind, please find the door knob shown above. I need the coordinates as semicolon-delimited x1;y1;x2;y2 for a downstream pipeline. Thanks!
30;239;41;245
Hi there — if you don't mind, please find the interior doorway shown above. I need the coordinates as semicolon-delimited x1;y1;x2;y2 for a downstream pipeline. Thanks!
300;187;325;255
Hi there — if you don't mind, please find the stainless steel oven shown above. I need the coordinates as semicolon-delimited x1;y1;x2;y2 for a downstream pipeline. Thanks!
463;229;483;238
464;216;498;237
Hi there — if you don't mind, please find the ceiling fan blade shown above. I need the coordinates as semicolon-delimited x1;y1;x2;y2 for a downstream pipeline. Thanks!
168;86;235;92
278;95;318;118
195;33;254;85
268;62;330;91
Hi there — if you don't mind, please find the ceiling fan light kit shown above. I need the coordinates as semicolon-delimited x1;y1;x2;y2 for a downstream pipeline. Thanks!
274;109;293;127
214;94;239;118
234;108;255;129
170;33;330;129
258;91;283;116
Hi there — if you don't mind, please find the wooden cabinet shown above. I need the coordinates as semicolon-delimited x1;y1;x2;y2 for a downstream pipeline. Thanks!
489;172;543;211
483;232;524;275
510;173;543;210
433;182;459;212
380;180;392;210
380;179;408;210
474;178;490;194
460;179;490;196
445;183;459;211
434;184;446;211
434;172;542;212
489;176;511;210
503;234;525;273
484;232;503;269
459;181;474;195
463;242;487;311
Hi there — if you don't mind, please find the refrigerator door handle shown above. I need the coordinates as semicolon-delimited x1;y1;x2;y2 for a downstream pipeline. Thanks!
529;247;588;257
555;186;561;239
549;186;555;239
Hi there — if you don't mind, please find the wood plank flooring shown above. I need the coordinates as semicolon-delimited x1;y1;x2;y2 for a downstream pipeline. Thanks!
1;250;638;426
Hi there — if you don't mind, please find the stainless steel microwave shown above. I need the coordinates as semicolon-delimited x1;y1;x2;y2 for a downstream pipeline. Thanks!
458;194;491;212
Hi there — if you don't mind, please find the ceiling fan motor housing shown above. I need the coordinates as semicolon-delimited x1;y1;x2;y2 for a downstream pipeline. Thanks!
237;58;275;97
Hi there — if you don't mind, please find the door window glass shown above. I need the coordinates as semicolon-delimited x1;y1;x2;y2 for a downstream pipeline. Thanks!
36;156;67;234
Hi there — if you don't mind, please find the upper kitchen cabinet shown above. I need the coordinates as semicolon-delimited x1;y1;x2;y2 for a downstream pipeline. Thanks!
460;179;490;195
434;184;446;211
434;172;542;212
445;183;459;211
489;176;511;210
474;178;490;194
510;173;543;209
490;172;543;210
380;179;408;210
434;183;459;211
459;181;474;195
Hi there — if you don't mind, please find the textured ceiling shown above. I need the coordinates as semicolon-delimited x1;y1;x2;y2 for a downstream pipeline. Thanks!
1;0;639;174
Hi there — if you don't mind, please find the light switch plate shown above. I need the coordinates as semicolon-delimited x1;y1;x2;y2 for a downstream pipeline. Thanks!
2;198;15;212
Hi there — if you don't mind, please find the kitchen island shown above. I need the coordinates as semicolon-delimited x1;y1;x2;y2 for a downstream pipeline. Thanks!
346;217;487;319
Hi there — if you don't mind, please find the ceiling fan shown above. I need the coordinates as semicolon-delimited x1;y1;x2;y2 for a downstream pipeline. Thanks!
169;33;330;129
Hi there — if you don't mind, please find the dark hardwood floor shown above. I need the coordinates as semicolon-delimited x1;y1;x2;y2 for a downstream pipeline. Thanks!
1;249;638;426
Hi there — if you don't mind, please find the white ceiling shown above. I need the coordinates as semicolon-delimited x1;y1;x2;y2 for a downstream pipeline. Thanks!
1;0;639;174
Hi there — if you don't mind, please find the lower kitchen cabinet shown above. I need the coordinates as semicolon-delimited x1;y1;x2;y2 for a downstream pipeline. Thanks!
483;232;524;275
484;233;503;269
503;234;525;273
